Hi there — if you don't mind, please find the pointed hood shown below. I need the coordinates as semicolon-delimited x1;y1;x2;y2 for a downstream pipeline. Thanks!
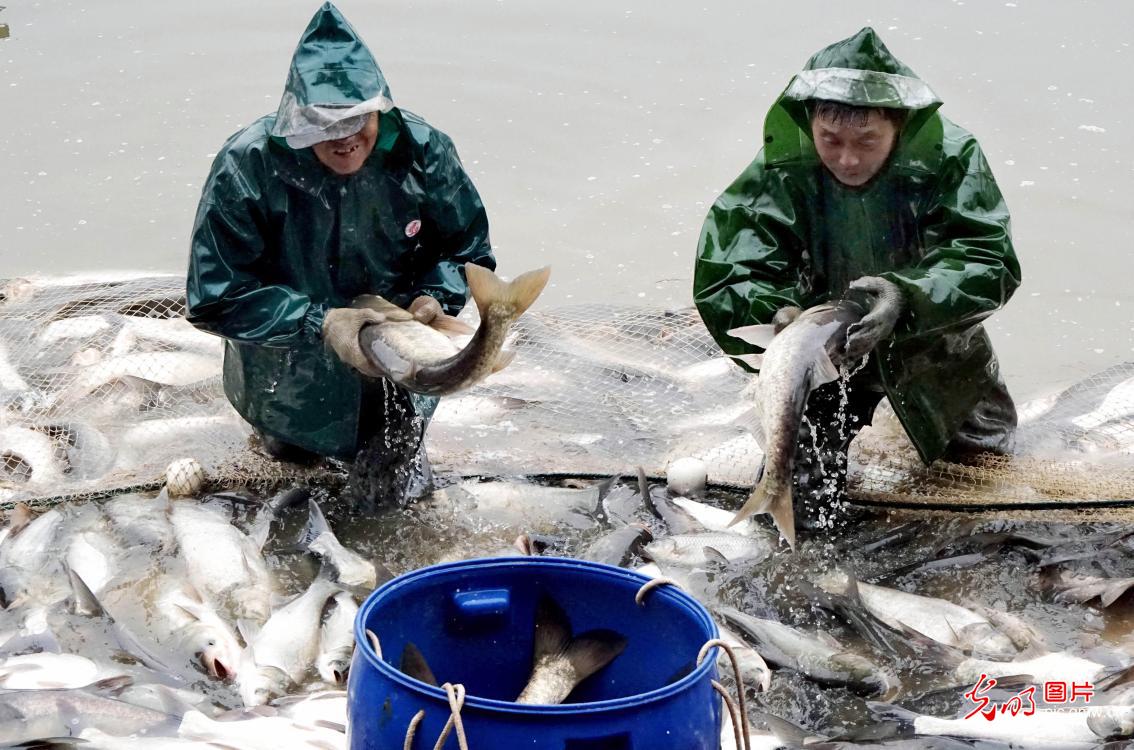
763;28;943;165
271;3;394;148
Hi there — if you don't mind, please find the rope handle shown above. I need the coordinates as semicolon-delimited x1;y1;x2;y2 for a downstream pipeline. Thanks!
403;683;469;750
698;639;751;750
636;578;758;750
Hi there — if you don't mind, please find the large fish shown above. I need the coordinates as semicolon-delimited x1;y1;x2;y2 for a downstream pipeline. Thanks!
817;570;1017;659
316;592;358;686
515;595;627;704
236;567;341;706
356;263;551;395
719;607;894;696
726;300;867;548
168;497;273;623
295;498;383;589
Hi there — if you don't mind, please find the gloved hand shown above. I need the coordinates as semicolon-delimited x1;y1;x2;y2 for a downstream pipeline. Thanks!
772;306;803;334
408;295;442;324
844;276;905;360
322;308;386;377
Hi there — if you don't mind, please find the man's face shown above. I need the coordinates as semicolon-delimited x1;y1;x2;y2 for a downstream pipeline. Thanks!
810;110;899;187
313;113;379;176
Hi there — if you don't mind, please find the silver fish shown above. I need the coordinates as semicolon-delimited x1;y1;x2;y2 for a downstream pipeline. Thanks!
515;595;626;704
644;531;773;568
237;568;341;706
883;702;1132;747
727;299;868;548
316;591;358;686
0;425;66;486
296;498;379;589
720;607;893;696
818;570;1017;659
357;263;551;395
168;497;273;623
0;677;180;746
581;523;652;568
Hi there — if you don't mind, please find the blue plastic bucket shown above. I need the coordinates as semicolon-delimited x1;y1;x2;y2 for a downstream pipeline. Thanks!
348;556;721;749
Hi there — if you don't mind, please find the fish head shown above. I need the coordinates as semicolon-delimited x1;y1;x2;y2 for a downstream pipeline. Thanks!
1088;705;1134;740
238;662;290;707
317;651;352;686
192;625;242;681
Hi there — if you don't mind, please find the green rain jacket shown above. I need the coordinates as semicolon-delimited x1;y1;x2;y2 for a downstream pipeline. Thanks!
693;28;1021;464
186;3;495;459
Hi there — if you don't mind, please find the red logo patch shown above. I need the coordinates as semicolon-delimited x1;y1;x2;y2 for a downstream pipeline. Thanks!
405;219;422;238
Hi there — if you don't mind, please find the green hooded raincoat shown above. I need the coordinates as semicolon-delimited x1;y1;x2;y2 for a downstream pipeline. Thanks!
693;28;1021;464
186;3;495;459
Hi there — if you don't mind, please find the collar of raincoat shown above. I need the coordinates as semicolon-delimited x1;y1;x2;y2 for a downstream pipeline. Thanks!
762;27;945;170
269;2;394;150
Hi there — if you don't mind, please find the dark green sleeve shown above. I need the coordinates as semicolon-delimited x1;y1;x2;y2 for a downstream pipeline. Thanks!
693;154;807;366
414;131;496;316
882;138;1022;340
185;153;327;347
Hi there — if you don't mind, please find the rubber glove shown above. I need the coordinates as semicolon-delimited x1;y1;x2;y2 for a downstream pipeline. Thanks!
408;295;442;324
771;306;803;334
322;308;386;377
844;276;905;360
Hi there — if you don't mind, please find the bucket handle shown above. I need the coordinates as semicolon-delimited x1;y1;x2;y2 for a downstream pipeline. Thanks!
404;682;469;750
636;578;762;750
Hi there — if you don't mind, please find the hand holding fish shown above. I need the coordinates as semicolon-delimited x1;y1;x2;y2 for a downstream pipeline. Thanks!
843;276;904;360
322;307;387;377
408;295;442;324
772;306;803;334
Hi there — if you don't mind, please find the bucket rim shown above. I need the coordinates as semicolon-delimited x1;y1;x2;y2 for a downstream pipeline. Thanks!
354;555;720;714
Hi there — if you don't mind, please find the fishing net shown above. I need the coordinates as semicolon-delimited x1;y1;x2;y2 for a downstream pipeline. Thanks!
1;274;1132;510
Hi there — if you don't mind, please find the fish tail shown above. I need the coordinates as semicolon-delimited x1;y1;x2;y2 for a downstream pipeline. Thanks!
728;479;795;551
768;483;796;551
565;628;628;684
296;498;332;552
465;263;551;320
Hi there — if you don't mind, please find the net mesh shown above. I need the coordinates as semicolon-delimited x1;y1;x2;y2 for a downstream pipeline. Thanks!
2;275;1132;509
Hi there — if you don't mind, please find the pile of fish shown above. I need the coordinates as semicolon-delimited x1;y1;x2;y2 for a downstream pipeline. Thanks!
7;462;1134;747
0;275;241;501
0;486;371;747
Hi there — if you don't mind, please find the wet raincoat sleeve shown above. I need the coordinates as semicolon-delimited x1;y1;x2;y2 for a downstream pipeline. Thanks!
186;157;328;347
881;138;1021;340
693;156;807;363
413;131;495;316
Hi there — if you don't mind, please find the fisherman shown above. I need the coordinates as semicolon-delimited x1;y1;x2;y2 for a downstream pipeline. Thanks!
693;28;1021;529
186;3;495;504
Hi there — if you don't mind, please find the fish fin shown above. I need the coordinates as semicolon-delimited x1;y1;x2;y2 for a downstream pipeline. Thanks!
726;324;776;349
429;313;476;337
7;502;33;537
399;642;439;687
810;352;840;389
90;675;134;696
491;349;516;374
465;263;551;319
730;479;795;550
236;618;261;647
564;629;628;685
532;595;574;663
701;546;729;567
249;486;312;552
636;467;650;501
733;353;764;369
815;631;844;650
63;563;104;617
1101;579;1134;607
1096;663;1134;693
296;498;332;554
